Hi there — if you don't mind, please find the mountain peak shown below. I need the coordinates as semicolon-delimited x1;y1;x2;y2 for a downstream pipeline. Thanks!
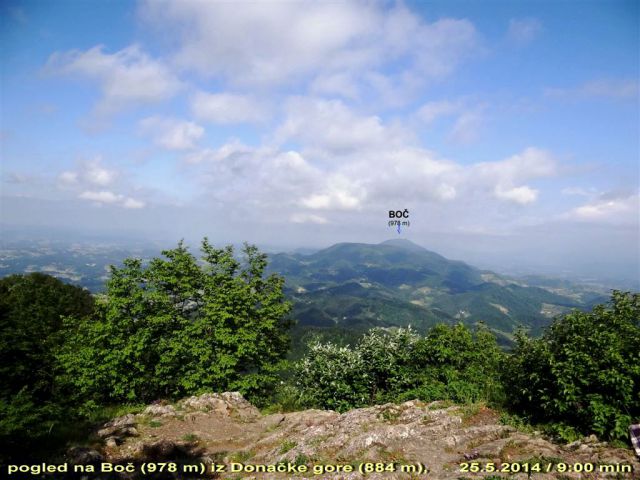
380;239;426;251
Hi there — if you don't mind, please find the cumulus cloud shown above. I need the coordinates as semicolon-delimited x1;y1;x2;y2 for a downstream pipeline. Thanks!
568;192;639;224
45;44;182;116
494;185;538;204
275;97;408;154
472;147;555;204
507;18;542;45
301;174;364;211
190;91;267;124
310;73;360;100
139;0;479;93
57;158;117;188
139;116;204;150
290;213;328;224
79;190;145;209
58;171;78;184
55;158;147;209
83;159;117;186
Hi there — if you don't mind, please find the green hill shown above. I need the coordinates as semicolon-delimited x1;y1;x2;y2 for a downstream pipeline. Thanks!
267;239;608;355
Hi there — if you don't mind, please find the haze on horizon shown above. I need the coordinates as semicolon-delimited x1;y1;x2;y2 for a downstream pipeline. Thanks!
1;1;639;285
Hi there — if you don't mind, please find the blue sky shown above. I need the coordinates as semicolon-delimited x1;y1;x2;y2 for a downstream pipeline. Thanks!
1;0;638;283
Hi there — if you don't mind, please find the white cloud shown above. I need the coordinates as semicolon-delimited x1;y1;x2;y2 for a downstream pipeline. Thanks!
301;176;363;210
56;158;117;188
139;116;204;150
448;110;484;144
141;0;375;85
79;190;145;209
580;79;638;98
58;171;78;184
183;140;254;165
79;190;121;204
140;1;479;91
561;186;593;196
569;192;639;223
507;18;542;45
494;185;538;205
55;158;147;209
545;79;639;100
45;44;182;116
83;159;117;186
190;91;266;124
122;197;146;209
290;213;328;224
481;149;554;204
417;100;461;123
276;97;408;154
473;147;555;189
310;73;360;100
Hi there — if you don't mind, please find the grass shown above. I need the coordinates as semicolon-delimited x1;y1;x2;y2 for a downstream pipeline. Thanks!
230;449;255;463
87;403;146;422
148;420;163;428
378;407;402;423
309;433;331;447
498;411;536;434
498;439;528;462
279;439;297;454
421;414;436;425
181;433;199;442
457;402;482;423
378;446;408;464
293;453;309;466
428;400;454;410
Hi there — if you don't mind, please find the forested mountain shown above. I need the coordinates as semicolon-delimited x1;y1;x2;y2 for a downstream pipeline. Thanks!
0;237;609;350
267;239;608;350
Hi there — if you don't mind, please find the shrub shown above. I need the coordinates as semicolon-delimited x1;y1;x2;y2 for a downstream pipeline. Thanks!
295;324;505;411
504;291;640;442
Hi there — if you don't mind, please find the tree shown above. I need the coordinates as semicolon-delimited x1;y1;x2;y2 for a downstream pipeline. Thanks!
58;239;292;408
505;291;640;441
0;273;94;445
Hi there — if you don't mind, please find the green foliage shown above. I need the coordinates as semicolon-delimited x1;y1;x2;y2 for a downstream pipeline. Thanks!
57;239;292;407
295;324;505;411
0;273;94;449
504;291;640;442
279;439;297;454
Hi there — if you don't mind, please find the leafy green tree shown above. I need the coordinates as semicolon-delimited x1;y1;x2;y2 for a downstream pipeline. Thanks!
0;273;94;445
58;240;292;408
410;323;505;404
505;291;640;441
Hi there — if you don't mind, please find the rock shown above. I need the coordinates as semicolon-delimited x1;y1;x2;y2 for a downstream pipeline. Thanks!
93;392;640;479
98;413;140;449
143;404;176;417
105;437;119;448
67;446;103;464
263;414;286;430
179;391;260;420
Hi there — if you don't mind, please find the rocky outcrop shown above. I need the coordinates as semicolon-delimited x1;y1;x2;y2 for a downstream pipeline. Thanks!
71;393;639;479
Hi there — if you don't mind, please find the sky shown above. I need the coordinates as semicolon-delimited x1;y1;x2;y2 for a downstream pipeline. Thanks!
1;0;639;284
